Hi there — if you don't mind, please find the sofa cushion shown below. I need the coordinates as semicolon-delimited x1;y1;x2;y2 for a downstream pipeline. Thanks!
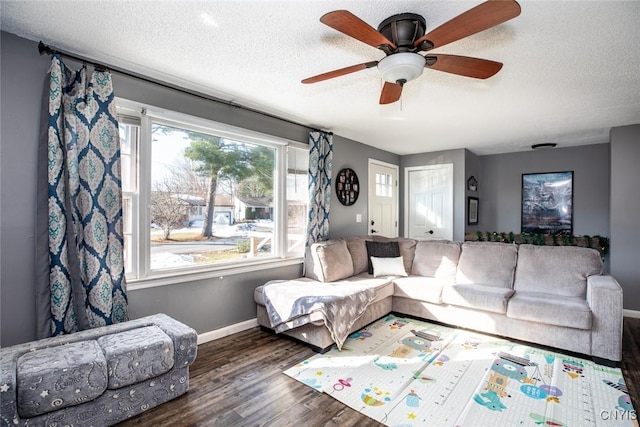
371;256;408;277
254;276;394;306
456;242;518;289
393;276;446;304
344;236;370;275
514;245;602;298
411;240;461;283
97;325;174;389
398;238;418;274
341;274;396;301
16;340;108;418
442;283;515;314
371;236;417;274
306;240;354;282
507;291;592;330
365;240;400;274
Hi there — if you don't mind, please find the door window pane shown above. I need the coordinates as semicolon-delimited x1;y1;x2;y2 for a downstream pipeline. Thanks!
376;172;393;197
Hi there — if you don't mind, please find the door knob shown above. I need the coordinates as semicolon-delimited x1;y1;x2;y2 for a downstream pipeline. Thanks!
371;229;378;234
427;230;434;235
370;220;375;226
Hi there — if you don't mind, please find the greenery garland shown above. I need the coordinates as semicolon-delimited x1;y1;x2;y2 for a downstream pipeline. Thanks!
470;231;609;259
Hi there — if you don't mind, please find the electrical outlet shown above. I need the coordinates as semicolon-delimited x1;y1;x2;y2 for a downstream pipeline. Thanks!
356;214;362;223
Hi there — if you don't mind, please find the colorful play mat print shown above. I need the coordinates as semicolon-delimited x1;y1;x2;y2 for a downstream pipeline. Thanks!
285;314;638;426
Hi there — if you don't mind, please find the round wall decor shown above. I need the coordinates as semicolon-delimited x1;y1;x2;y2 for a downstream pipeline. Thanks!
336;168;359;206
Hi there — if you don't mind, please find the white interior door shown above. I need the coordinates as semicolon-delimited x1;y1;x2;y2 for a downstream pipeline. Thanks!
405;164;453;240
368;160;399;237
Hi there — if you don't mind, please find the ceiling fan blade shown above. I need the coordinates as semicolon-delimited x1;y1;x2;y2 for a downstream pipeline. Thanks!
425;54;503;79
414;0;521;51
379;81;403;104
321;10;397;50
302;61;378;84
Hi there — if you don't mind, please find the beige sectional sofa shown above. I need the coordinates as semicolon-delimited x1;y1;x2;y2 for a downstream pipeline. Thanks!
254;237;624;364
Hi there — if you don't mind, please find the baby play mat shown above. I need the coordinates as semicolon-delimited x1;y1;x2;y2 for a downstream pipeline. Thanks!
285;314;637;426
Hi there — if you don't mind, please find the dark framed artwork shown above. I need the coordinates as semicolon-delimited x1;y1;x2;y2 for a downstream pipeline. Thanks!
335;167;359;206
521;171;573;235
467;197;479;225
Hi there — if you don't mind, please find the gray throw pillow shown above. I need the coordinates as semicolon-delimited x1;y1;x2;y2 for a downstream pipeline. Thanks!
365;240;400;274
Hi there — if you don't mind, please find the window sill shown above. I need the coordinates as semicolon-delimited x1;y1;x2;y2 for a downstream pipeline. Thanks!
126;256;304;291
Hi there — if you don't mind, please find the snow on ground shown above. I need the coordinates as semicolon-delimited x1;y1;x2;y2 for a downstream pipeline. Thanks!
150;252;195;269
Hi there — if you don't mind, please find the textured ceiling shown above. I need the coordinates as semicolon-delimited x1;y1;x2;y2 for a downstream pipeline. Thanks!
2;1;639;155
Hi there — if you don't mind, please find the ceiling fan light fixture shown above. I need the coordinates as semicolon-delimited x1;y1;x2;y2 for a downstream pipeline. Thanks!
531;143;557;150
377;52;426;84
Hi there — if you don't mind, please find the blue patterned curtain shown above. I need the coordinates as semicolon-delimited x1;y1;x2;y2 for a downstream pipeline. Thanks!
44;55;128;336
307;131;333;245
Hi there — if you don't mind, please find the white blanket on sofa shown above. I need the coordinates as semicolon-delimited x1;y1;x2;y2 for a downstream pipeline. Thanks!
262;279;377;350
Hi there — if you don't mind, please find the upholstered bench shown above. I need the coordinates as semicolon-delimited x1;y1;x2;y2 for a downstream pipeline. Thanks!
1;313;197;426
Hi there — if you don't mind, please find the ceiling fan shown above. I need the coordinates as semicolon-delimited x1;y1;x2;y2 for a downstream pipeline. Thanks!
302;0;521;104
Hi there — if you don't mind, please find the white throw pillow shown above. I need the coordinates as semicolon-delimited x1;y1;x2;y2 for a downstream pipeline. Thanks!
370;256;408;277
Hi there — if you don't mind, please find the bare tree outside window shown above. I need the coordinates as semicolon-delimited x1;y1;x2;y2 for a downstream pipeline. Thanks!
184;133;274;238
146;122;279;269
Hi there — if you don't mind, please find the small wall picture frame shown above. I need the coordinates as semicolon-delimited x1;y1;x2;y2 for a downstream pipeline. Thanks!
467;197;479;225
335;167;359;206
467;176;478;192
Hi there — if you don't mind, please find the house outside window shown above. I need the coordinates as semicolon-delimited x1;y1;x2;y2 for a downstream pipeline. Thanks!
117;99;308;286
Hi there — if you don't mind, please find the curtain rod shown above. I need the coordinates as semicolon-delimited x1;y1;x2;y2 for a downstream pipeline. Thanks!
38;41;323;134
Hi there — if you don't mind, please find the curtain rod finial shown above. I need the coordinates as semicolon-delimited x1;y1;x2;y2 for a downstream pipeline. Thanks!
38;41;50;56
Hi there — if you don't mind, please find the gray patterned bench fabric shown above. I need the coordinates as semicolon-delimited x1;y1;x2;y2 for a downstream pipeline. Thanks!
0;313;197;426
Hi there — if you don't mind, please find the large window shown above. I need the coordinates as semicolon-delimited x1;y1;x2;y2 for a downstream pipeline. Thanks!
117;99;308;285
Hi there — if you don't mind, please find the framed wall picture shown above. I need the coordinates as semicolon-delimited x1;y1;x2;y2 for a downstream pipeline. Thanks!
467;176;478;192
467;197;479;225
521;171;573;235
335;167;359;206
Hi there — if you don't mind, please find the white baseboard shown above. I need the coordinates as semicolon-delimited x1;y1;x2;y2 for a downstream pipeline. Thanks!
623;309;640;319
197;318;258;345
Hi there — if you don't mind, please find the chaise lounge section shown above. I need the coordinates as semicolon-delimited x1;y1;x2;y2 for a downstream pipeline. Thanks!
255;237;623;364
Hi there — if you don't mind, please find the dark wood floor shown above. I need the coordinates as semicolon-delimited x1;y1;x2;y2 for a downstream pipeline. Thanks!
119;317;640;426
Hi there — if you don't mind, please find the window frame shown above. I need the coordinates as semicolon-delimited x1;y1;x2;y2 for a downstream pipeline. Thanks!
116;98;307;290
118;116;140;279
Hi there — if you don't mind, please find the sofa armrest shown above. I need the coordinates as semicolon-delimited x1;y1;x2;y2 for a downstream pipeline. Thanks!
146;313;198;368
0;350;19;425
586;275;623;362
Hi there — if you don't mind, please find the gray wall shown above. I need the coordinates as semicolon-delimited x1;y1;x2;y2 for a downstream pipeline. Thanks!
329;136;400;238
610;125;640;311
0;32;398;346
478;144;611;237
400;149;467;241
0;33;47;346
2;31;637;347
0;31;304;346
